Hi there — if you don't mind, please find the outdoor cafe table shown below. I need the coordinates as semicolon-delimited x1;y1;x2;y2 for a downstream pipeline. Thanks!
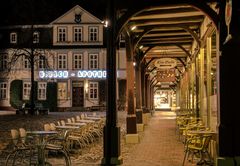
76;119;95;123
55;125;79;136
187;130;216;135
84;117;102;121
65;122;86;126
26;130;58;166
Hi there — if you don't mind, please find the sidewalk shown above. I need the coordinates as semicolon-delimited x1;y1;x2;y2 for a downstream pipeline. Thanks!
123;111;194;166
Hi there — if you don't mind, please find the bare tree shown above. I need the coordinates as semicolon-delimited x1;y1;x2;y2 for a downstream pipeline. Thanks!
6;46;52;114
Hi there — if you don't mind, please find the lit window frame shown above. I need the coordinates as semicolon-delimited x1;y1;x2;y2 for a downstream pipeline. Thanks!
88;53;98;69
39;55;46;69
10;32;17;44
23;56;30;69
23;82;31;100
58;54;67;69
38;82;47;100
73;26;83;42
88;26;99;42
89;82;98;100
57;27;67;42
73;53;83;69
33;31;40;44
0;82;7;100
0;53;8;71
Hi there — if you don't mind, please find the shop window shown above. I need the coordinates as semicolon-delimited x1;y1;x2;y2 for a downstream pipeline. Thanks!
0;82;7;99
89;82;98;99
38;82;47;100
58;82;67;100
23;82;31;100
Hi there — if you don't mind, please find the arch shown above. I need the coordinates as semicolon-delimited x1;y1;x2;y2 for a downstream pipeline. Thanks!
116;0;218;40
133;25;201;52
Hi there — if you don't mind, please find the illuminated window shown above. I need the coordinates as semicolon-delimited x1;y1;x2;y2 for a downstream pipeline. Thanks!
0;82;7;99
58;82;67;100
73;53;82;69
73;27;83;42
33;31;40;43
38;82;47;100
57;27;67;42
89;27;98;42
89;53;98;69
23;56;30;69
58;54;67;69
89;82;98;99
23;82;31;100
0;53;8;71
39;55;46;69
10;32;17;44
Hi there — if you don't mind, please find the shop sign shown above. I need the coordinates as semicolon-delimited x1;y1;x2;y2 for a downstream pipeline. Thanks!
154;58;177;69
39;70;107;79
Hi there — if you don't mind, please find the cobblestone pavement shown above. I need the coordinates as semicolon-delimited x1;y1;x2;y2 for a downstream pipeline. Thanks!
0;110;197;166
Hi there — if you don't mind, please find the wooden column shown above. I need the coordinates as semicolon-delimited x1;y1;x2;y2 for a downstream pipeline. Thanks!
125;36;137;135
217;0;240;164
135;61;143;125
102;0;122;164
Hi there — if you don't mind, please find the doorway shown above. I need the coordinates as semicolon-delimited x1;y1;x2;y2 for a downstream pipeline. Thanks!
72;81;84;107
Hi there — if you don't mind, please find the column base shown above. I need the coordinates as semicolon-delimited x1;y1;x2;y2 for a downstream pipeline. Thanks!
101;126;123;165
137;123;144;132
125;133;139;144
217;156;240;166
101;156;123;165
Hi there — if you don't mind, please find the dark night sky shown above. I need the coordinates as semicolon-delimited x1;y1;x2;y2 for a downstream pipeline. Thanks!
0;0;108;26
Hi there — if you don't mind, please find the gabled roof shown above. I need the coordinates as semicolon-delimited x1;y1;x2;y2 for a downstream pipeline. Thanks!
51;5;103;24
0;0;106;26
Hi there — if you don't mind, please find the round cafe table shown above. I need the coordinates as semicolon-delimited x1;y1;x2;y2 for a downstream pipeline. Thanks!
27;131;58;166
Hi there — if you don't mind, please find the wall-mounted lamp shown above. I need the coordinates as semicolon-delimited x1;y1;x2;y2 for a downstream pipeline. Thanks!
131;26;136;31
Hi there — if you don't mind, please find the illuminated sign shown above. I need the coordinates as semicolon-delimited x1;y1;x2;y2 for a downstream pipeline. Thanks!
154;58;177;69
39;70;107;79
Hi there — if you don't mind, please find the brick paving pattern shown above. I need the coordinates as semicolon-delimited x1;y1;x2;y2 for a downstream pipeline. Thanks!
123;111;195;166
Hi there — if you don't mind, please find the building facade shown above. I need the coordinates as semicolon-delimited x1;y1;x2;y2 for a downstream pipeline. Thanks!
0;5;126;111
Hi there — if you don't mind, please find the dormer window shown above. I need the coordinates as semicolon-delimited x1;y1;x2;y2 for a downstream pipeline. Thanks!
10;32;17;44
33;31;40;43
57;27;67;42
